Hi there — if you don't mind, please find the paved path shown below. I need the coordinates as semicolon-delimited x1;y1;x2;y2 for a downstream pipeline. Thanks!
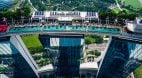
115;0;122;11
28;0;37;11
86;43;107;52
85;43;107;62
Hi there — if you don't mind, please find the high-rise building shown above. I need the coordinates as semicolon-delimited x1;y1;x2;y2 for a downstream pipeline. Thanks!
96;36;142;78
39;34;84;77
0;36;39;78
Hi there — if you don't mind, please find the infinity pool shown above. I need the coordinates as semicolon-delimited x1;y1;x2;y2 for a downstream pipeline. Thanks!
8;25;120;34
43;25;120;34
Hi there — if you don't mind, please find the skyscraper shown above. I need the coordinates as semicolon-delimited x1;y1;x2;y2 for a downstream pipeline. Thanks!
96;36;142;78
39;34;84;77
0;36;38;78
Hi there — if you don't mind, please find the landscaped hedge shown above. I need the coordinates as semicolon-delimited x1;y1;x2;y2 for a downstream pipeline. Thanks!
85;35;103;44
28;46;45;54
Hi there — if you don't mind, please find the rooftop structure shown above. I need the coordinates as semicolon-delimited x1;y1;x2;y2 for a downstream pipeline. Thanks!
126;18;142;33
32;11;98;21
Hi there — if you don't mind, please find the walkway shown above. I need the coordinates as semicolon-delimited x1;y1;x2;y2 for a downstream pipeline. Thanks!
28;0;37;11
115;0;122;11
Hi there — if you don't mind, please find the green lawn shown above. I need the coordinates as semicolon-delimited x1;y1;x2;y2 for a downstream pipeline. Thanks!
112;7;121;13
21;34;42;48
134;65;142;78
21;34;51;66
122;0;142;11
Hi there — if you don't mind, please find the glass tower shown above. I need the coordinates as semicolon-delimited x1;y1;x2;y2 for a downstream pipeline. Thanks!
0;36;38;78
96;36;142;78
39;34;84;77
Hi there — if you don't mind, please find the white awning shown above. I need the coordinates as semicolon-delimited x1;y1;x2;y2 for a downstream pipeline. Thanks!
80;12;87;18
127;22;135;32
58;17;73;21
45;11;50;17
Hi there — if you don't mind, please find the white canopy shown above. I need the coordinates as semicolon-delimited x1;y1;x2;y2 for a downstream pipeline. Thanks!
58;17;73;21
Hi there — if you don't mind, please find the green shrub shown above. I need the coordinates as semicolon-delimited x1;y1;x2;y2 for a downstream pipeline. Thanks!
28;46;44;54
88;51;96;55
95;50;101;57
85;37;92;44
85;35;103;44
134;65;142;78
0;65;7;72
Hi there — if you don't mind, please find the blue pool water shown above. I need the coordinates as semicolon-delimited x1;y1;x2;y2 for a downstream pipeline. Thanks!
43;25;66;31
8;25;120;34
9;26;42;33
68;26;86;31
88;26;119;34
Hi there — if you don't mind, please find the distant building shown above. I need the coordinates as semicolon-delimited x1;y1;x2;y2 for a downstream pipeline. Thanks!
96;36;142;78
126;18;142;33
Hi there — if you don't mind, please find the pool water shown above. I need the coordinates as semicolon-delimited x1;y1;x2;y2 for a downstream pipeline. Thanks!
43;25;66;31
8;25;120;34
9;26;42;33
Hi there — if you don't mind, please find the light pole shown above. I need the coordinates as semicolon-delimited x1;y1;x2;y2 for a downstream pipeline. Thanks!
21;16;24;24
83;5;86;11
115;18;118;26
106;16;109;26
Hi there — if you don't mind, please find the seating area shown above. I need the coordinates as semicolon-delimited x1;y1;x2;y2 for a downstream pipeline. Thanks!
0;26;7;32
